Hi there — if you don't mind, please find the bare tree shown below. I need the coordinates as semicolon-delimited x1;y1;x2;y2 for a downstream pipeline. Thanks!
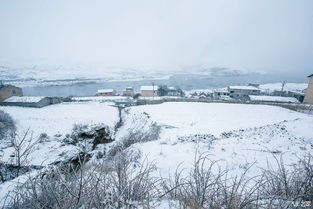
10;129;37;177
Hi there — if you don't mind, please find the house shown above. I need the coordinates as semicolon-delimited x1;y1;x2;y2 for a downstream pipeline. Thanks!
213;88;230;99
123;87;135;97
228;86;260;100
304;74;313;104
140;85;158;97
0;83;23;102
2;96;61;108
167;86;184;97
248;95;300;103
97;89;115;96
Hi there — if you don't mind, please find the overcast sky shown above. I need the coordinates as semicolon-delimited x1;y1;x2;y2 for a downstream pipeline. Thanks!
0;0;312;75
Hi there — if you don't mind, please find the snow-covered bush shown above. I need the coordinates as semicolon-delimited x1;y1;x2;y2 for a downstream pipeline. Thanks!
63;123;113;150
9;150;159;209
161;154;313;209
0;110;15;140
161;154;263;209
260;154;313;208
108;122;160;158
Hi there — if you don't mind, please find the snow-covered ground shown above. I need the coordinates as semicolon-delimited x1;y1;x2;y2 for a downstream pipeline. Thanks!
0;102;119;165
118;102;313;178
1;101;312;207
0;102;119;204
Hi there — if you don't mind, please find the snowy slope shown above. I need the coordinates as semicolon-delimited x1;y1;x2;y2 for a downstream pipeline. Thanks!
0;102;119;165
119;102;313;177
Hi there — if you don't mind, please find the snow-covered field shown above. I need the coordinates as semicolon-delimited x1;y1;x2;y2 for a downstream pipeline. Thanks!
1;101;312;207
0;102;119;165
119;102;313;177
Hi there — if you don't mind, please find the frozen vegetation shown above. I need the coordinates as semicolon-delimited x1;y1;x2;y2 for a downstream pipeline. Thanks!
0;101;312;208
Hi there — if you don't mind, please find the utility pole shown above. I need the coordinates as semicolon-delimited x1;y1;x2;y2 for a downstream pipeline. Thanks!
281;81;286;96
152;82;155;100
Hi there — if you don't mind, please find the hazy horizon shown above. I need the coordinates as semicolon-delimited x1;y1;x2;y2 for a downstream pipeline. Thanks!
1;0;313;78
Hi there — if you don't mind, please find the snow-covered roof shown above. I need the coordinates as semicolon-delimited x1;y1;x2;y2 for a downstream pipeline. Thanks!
249;95;299;103
168;86;176;90
4;96;46;103
140;86;158;91
229;86;260;90
97;89;114;93
214;88;229;93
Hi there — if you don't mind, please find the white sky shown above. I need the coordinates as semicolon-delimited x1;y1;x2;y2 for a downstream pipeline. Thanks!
0;0;312;75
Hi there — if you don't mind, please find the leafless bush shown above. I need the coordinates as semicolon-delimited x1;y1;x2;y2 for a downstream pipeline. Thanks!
260;154;313;208
6;148;313;209
161;154;264;209
0;110;15;140
10;129;38;177
8;150;159;209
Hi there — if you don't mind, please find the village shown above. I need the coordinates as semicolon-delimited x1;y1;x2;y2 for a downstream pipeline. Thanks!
0;74;313;110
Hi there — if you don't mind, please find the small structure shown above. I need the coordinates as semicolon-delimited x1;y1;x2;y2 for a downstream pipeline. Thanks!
249;95;300;103
228;86;260;100
0;83;23;102
140;85;158;97
167;86;184;97
2;96;61;108
97;89;115;96
304;74;313;104
123;87;135;97
213;88;230;99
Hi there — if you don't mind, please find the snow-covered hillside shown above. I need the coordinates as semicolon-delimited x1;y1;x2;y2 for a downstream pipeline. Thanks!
118;102;313;177
259;82;308;93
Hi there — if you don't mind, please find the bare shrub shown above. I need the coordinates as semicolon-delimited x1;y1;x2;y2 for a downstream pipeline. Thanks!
0;110;15;140
260;154;313;208
161;154;265;209
9;150;159;209
10;129;38;177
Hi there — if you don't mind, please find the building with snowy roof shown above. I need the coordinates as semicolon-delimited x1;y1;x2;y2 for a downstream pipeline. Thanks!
213;88;230;99
97;89;115;96
122;87;135;97
228;85;260;100
140;85;159;97
2;96;61;108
